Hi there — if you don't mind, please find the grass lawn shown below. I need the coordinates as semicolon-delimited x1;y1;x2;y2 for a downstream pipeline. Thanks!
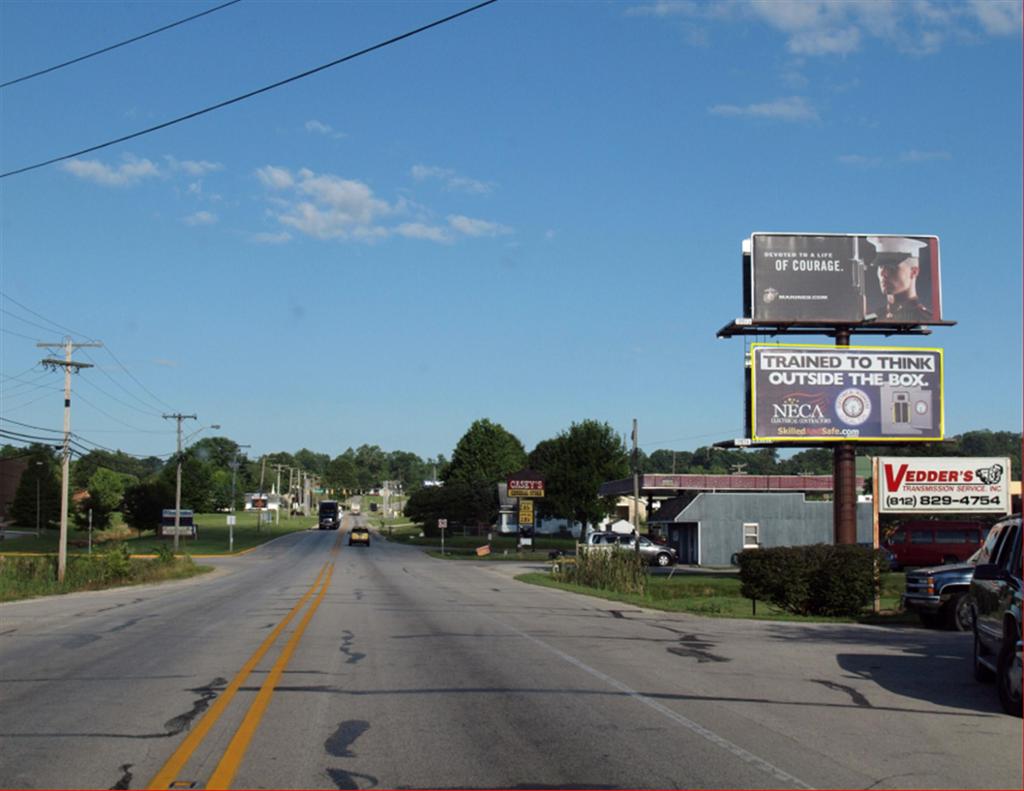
0;511;317;556
516;570;914;625
0;553;212;602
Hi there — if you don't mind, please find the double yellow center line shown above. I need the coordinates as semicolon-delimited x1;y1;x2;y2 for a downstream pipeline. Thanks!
148;530;343;789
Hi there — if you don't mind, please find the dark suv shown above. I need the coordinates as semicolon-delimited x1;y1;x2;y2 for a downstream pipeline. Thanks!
903;517;1013;631
970;515;1021;716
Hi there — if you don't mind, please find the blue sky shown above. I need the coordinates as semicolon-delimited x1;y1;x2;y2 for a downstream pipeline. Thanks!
1;0;1021;462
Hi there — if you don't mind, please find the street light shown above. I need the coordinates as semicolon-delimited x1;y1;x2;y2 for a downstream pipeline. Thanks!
171;422;220;553
34;461;43;537
228;444;251;553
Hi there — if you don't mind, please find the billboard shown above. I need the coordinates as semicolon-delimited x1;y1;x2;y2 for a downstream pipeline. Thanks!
749;344;944;443
749;233;942;325
878;457;1012;514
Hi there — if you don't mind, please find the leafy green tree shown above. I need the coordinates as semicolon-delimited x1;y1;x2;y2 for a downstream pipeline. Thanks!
72;449;162;489
353;444;387;490
324;454;359;493
8;445;61;529
529;420;629;529
404;481;494;534
77;467;127;530
122;478;174;535
444;419;526;488
294;449;329;477
190;437;242;470
160;455;215;513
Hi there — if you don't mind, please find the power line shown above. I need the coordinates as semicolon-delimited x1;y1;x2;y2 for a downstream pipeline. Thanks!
0;0;499;179
79;349;166;416
1;0;243;89
0;326;47;343
0;307;73;337
1;294;171;414
0;293;95;341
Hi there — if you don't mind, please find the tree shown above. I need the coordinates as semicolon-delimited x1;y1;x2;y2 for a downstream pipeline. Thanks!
160;455;215;513
324;454;359;493
353;444;387;491
77;467;127;530
404;481;494;535
122;478;174;536
72;448;162;489
529;420;629;529
8;445;61;529
294;448;329;477
190;437;242;471
444;419;526;488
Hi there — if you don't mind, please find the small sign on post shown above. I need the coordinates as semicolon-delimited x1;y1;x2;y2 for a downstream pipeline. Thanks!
438;518;447;555
161;509;196;538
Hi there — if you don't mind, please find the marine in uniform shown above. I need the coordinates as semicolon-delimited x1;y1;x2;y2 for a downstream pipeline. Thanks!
868;236;932;323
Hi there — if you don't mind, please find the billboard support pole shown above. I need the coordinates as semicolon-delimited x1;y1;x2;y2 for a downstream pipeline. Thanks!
833;327;858;545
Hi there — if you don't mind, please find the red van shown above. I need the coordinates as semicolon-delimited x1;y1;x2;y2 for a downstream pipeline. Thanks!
884;520;990;569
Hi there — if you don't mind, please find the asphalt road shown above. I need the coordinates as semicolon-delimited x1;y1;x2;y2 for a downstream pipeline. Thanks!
1;517;1020;790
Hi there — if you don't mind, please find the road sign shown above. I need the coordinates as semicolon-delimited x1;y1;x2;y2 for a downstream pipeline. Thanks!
226;515;236;526
438;518;447;530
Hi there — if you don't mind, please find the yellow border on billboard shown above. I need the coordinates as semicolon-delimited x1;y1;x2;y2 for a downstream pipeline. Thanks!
748;342;944;443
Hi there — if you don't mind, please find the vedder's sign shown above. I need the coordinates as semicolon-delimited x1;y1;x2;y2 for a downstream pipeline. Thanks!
877;457;1011;514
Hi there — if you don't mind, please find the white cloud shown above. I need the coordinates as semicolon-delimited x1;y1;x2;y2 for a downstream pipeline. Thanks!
62;155;160;187
709;96;819;122
305;119;345;139
256;165;295;190
396;223;450;243
251;231;292;244
838;153;882;167
968;0;1022;35
183;211;217;226
165;157;223;176
411;163;493;194
900;149;952;162
787;27;860;55
257;165;511;244
448;215;512;237
633;0;1021;57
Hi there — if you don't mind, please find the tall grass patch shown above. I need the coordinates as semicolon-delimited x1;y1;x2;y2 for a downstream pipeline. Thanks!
552;547;647;595
0;548;208;602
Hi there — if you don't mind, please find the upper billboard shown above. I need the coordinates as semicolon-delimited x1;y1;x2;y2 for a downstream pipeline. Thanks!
749;233;942;325
749;344;944;443
877;457;1012;514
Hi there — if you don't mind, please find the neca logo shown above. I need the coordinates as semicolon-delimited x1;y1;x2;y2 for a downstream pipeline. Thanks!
773;403;825;419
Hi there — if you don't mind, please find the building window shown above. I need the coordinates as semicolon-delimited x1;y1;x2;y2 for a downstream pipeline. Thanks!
742;522;760;549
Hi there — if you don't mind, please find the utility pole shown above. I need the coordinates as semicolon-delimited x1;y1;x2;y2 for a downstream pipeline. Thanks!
162;413;197;553
39;337;101;583
273;464;286;522
632;418;640;539
229;444;251;553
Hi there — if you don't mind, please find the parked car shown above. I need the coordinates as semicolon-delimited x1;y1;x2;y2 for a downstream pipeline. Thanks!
970;515;1022;716
349;526;370;547
585;532;677;567
884;519;990;569
903;517;1016;631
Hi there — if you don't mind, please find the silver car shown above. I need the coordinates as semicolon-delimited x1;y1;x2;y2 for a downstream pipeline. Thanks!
585;532;677;567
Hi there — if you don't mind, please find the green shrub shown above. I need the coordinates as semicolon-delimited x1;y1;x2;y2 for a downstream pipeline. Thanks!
153;543;176;565
737;544;881;617
101;543;132;581
553;547;646;595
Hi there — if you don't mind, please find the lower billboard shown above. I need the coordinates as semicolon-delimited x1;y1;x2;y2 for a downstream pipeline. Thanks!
877;457;1011;514
749;344;944;443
